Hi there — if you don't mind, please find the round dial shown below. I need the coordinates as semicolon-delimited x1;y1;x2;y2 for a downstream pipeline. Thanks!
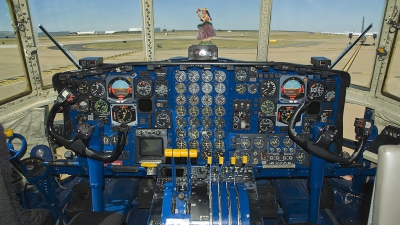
260;80;277;96
201;94;213;105
325;90;335;102
202;117;212;128
76;123;92;139
202;70;213;82
215;71;226;82
155;82;168;97
189;140;199;149
176;128;186;138
188;70;200;82
102;136;110;145
236;84;247;94
215;140;225;150
202;140;212;149
309;82;325;98
254;138;265;149
189;83;200;94
189;129;200;139
248;84;258;94
269;137;280;148
215;129;225;139
260;100;275;115
77;99;89;112
283;137;293;147
235;69;247;81
189;106;200;116
90;81;106;97
176;117;187;127
78;81;89;94
175;71;186;82
215;94;226;105
176;106;186;116
215;117;225;128
201;129;212;139
189;95;200;105
175;94;186;105
136;79;152;97
202;83;213;94
94;99;109;114
281;77;305;100
108;78;133;100
202;106;212;116
189;117;200;128
259;118;274;132
278;106;296;124
175;83;186;94
296;152;306;163
156;113;171;127
215;83;226;94
240;138;251;149
215;106;225;116
176;139;187;148
116;108;133;123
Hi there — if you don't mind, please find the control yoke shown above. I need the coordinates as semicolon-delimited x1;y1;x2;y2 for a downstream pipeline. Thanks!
288;99;371;165
46;88;128;163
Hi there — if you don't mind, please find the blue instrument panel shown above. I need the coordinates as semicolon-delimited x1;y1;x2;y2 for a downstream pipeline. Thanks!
53;60;349;169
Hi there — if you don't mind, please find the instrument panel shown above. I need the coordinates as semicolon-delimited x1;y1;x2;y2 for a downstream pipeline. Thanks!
54;60;349;169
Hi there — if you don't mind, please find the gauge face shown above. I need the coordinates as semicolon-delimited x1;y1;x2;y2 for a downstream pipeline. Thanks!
259;118;274;132
215;117;225;128
260;80;277;96
296;152;306;163
175;71;186;82
176;106;186;116
77;100;89;112
176;128;186;138
215;106;225;116
281;77;305;100
202;83;213;94
156;113;171;127
188;71;200;82
240;138;251;149
189;117;200;128
215;94;226;105
175;94;187;105
76;123;92;139
202;140;212;149
189;139;199;149
235;69;248;81
215;83;226;94
189;129;199;139
325;90;335;102
309;82;325;98
236;84;247;94
189;83;200;94
202;106;212;116
201;94;212;105
108;78;133;99
283;137;293;147
215;129;225;139
202;70;213;82
94;99;109;114
116;108;133;123
175;83;186;94
176;117;186;127
215;71;226;82
201;129;212;139
248;84;258;94
90;81;106;98
269;137;280;147
254;138;265;149
202;117;212;128
278;106;296;124
135;79;152;97
176;139;187;148
189;106;200;116
215;140;225;150
260;100;275;115
78;81;89;94
155;82;168;97
189;95;200;105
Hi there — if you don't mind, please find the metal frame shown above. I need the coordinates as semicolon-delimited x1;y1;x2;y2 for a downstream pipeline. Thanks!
141;0;155;61
257;0;273;61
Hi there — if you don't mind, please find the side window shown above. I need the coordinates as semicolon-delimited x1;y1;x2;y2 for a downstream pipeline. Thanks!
383;32;400;99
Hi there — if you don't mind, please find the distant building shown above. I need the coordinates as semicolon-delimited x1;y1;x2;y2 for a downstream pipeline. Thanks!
0;31;15;38
38;31;70;37
154;28;161;32
105;31;116;34
129;28;142;32
76;31;95;35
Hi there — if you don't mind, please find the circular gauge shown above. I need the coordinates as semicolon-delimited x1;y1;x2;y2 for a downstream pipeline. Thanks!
189;139;200;149
176;106;186;116
215;117;225;128
188;71;200;82
309;82;325;98
189;95;200;105
202;117;212;128
215;83;226;94
102;136;110;145
215;129;225;139
202;106;212;116
215;106;225;116
215;71;226;82
202;83;213;94
189;129;200;139
155;82;168;97
176;129;186;138
278;106;296;124
240;138;251;149
283;137;293;147
176;117;187;127
254;138;265;149
215;140;225;150
202;150;211;160
269;137;280;148
248;84;258;94
281;77;305;100
201;94;213;105
94;99;109;114
177;139;187;149
175;71;186;82
109;78;133;99
189;106;200;116
189;83;200;94
175;83;186;94
202;70;213;82
76;123;92;139
202;140;212;149
236;84;247;94
201;129;212;139
135;79;152;97
175;94;186;105
215;94;226;105
156;113;171;127
260;100;275;115
90;81;106;98
78;81;89;94
189;117;200;128
111;135;118;145
260;80;277;96
259;118;274;132
296;152;306;163
325;90;335;102
77;99;89;112
116;108;133;123
235;69;247;81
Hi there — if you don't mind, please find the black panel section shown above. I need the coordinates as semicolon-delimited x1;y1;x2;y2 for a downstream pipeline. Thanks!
138;179;155;209
190;181;210;221
320;178;335;209
68;182;92;218
247;189;263;224
257;184;278;218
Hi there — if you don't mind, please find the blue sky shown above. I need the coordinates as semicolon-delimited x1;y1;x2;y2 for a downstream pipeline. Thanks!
0;0;384;33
